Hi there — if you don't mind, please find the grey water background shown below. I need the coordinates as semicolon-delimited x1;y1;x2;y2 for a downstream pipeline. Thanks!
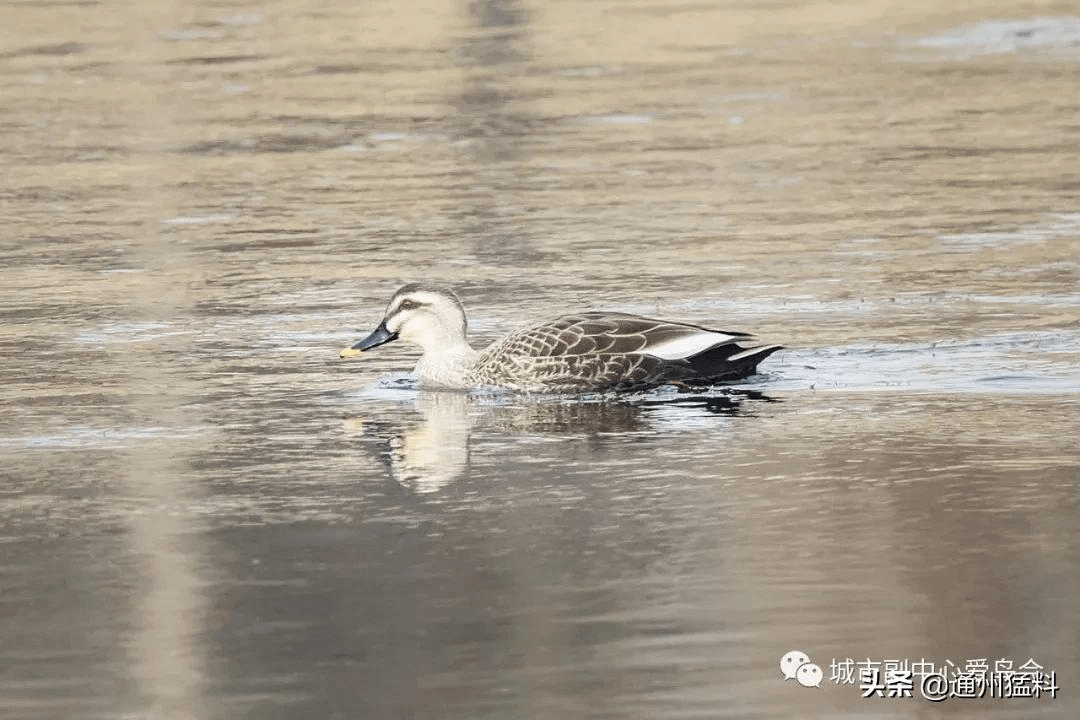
2;0;1079;718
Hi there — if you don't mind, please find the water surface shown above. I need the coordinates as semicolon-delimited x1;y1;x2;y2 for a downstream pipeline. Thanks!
1;1;1078;718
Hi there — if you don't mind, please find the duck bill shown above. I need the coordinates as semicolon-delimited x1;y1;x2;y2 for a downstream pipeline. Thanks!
340;321;399;358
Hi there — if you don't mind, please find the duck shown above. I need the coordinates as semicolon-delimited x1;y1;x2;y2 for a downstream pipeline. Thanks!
339;283;782;393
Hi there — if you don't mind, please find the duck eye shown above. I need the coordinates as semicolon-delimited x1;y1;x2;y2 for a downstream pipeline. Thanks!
398;299;420;311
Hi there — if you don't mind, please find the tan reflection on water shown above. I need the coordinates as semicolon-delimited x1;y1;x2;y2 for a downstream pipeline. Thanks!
121;66;210;714
1;0;1078;718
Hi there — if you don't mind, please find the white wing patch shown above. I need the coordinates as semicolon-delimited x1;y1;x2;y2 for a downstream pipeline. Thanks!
644;332;735;360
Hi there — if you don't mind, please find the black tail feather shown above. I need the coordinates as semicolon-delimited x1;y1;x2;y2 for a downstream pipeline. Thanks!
683;343;784;383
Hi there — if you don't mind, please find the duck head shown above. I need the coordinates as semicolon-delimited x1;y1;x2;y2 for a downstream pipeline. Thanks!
340;284;469;357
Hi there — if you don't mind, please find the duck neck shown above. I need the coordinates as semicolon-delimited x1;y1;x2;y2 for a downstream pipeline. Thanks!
414;336;478;389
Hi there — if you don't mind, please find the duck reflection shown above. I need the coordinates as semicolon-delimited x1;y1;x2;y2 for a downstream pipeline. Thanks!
345;388;776;493
389;392;473;494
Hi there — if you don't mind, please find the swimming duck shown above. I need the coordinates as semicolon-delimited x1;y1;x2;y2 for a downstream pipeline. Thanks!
340;284;782;393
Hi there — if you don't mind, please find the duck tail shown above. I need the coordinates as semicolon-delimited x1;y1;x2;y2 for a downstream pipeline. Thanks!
685;342;784;382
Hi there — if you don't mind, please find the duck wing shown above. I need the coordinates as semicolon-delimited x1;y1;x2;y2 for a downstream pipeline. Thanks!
478;313;781;392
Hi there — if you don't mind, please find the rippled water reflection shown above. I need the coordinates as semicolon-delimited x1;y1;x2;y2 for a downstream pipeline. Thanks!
2;0;1078;718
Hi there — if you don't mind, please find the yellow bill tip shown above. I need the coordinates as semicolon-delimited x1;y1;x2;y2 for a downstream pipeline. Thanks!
339;346;362;358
